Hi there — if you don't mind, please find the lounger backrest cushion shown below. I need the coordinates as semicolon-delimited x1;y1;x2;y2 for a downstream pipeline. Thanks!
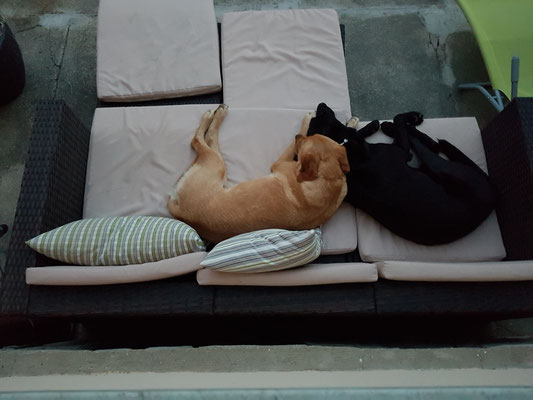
222;9;352;122
97;0;221;102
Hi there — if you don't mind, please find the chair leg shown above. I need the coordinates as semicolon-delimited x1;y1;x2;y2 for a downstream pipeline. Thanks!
511;55;520;100
458;82;504;112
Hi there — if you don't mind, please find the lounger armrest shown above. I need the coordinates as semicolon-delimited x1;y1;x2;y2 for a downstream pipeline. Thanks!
1;100;90;315
481;97;533;260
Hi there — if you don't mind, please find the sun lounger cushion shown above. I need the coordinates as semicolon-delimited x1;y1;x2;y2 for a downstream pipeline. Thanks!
222;9;352;122
196;262;378;286
26;216;205;266
25;252;207;285
377;260;533;282
356;117;506;263
97;0;221;102
84;105;357;254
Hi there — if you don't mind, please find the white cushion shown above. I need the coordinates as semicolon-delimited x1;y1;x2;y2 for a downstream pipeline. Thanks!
196;262;378;286
378;260;533;282
85;106;357;254
84;105;215;218
97;0;221;102
356;117;506;263
26;252;207;286
222;9;351;122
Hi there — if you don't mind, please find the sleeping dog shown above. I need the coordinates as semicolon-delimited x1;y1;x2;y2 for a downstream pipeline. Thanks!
307;103;495;245
168;105;350;243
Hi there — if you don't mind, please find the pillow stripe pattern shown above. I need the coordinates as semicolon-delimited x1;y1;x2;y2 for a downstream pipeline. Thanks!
26;216;206;266
200;229;322;273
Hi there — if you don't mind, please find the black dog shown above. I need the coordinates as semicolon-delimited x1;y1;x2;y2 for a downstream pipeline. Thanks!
307;103;495;245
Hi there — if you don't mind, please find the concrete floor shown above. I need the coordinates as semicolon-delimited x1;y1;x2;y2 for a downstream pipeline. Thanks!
1;0;533;390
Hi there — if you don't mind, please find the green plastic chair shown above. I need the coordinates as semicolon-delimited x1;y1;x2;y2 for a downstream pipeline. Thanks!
456;0;533;111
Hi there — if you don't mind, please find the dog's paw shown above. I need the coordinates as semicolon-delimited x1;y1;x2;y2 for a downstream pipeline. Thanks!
380;121;395;136
366;119;380;132
303;111;316;125
346;116;360;128
404;111;424;126
214;104;229;120
201;109;215;123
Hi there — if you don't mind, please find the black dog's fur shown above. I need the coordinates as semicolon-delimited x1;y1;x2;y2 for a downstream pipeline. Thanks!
307;103;495;245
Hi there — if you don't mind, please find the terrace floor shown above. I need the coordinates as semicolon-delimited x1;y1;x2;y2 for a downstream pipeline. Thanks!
0;0;532;395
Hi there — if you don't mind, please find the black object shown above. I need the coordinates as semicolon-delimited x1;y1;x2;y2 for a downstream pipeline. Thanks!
0;15;25;105
307;104;495;245
482;97;533;260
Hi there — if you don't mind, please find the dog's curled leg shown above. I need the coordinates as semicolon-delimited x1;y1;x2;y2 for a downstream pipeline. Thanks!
356;120;380;140
191;109;216;152
205;104;229;151
298;111;316;137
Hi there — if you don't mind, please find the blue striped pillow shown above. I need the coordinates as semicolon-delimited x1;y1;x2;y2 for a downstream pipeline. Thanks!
26;216;206;266
200;228;322;273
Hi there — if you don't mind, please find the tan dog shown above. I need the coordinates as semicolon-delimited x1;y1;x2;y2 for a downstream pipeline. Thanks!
168;105;350;243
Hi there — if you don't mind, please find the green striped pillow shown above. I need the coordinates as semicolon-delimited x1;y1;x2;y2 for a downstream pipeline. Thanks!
26;216;206;266
200;228;322;273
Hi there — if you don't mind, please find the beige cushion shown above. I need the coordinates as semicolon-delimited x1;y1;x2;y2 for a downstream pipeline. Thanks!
356;117;506;263
97;0;221;102
84;105;215;218
196;262;378;286
25;252;207;286
222;9;351;122
85;106;357;254
377;260;533;282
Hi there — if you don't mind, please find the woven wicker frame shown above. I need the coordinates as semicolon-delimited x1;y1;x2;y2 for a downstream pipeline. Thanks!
2;20;533;321
2;99;533;320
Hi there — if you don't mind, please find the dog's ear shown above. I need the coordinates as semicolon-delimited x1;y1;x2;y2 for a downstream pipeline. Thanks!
297;153;319;182
337;146;350;174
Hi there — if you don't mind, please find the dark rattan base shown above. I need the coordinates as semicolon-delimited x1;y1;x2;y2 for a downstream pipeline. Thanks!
2;99;533;323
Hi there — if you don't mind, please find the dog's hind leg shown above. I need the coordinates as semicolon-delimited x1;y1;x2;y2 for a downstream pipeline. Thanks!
356;120;380;140
189;106;228;181
435;139;486;173
379;121;396;139
405;125;440;153
205;104;228;153
400;111;424;126
409;135;471;184
381;116;411;161
405;126;482;174
191;109;216;155
299;111;315;137
168;109;216;215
